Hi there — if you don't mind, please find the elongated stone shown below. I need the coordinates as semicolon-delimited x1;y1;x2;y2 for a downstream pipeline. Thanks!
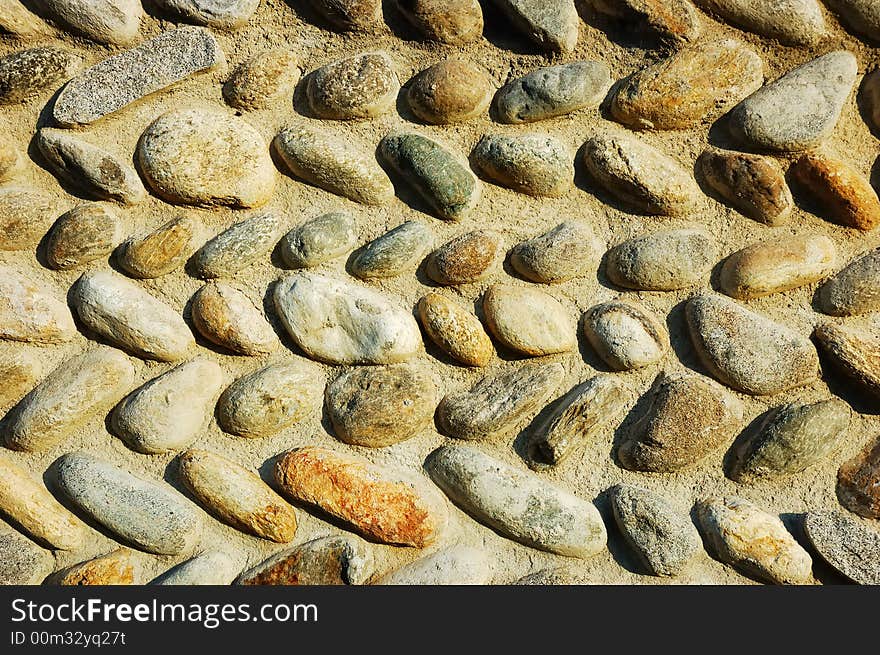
685;291;819;395
307;52;399;120
606;227;715;291
395;0;483;44
417;293;494;367
426;444;606;558
0;452;86;550
53;26;224;126
0;531;53;584
0;47;81;104
349;221;433;279
510;221;598;284
583;301;668;371
804;510;880;585
326;364;438;447
827;0;880;43
155;0;259;28
483;285;576;356
494;61;611;124
730;399;851;481
116;215;201;279
692;0;825;46
224;49;300;111
273;272;422;365
526;375;628;469
274;125;394;205
619;371;743;472
274;447;448;548
818;247;880;316
0;0;51;36
719;234;837;299
0;352;40;409
191;282;279;355
0;187;56;251
426;230;501;285
610;484;702;577
376;546;492;584
611;39;763;130
583;131;701;215
588;0;702;42
193;212;281;279
179;449;297;543
5;348;135;452
152;551;239;585
379;133;480;221
0;266;76;343
696;496;812;585
110;359;224;454
838;436;880;519
55;452;202;555
492;0;579;53
436;361;564;440
237;535;373;585
280;212;358;268
407;59;494;124
38;0;143;45
45;204;122;270
729;52;857;152
863;70;880;133
0;139;24;182
472;133;571;197
72;270;194;361
815;319;880;398
217;361;323;438
309;0;382;31
52;549;138;585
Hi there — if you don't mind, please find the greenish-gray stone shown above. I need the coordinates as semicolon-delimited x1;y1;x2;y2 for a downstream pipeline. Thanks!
280;211;358;269
349;221;433;279
472;133;571;197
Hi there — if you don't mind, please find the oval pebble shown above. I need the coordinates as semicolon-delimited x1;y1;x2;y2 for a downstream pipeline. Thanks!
193;212;281;279
426;230;501;285
483;284;576;356
692;0;825;46
0;187;57;251
349;221;433;279
191;282;279;355
41;0;142;45
309;0;383;31
838;435;880;519
116;214;202;279
376;545;492;585
45;203;122;270
818;247;880;316
0;0;52;36
492;0;579;53
51;549;139;586
280;211;358;268
155;0;259;29
236;535;373;585
606;227;715;291
395;0;483;44
0;352;41;410
0;266;77;344
827;0;880;43
815;318;880;398
417;292;494;367
224;49;300;111
0;47;81;104
307;51;399;120
509;221;599;284
407;58;494;124
584;301;668;371
804;510;880;585
589;0;702;42
472;133;572;198
0;531;53;585
152;551;239;585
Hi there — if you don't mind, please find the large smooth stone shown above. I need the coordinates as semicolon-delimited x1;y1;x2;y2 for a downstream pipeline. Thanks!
691;0;826;46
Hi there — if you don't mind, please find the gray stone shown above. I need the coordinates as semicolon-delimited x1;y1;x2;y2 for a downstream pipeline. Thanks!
46;204;123;270
0;47;80;104
193;212;281;279
587;0;702;42
692;0;826;46
309;0;383;31
394;0;484;44
407;58;494;125
36;0;143;45
224;49;300;110
818;247;880;316
417;293;494;367
307;51;399;120
53;26;224;126
349;221;433;279
583;301;669;371
426;444;607;558
376;546;492;585
0;531;54;584
0;187;58;251
804;510;880;585
55;451;202;555
491;0;579;53
729;51;857;153
472;133;572;197
815;318;880;398
236;535;373;585
838;435;880;520
116;214;202;279
152;551;239;585
436;361;564;440
827;0;880;43
606;227;715;291
191;282;279;355
155;0;259;28
511;567;576;584
110;359;224;454
509;221;599;284
426;230;501;285
610;484;702;577
0;266;77;344
279;211;358;268
483;284;577;356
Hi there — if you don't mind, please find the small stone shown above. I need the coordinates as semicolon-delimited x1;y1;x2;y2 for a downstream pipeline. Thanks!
280;211;358;268
274;125;394;205
606;227;715;291
152;551;239;585
0;140;24;182
217;360;323;438
0;187;56;251
0;352;41;409
224;49;300;110
138;107;276;208
379;133;480;221
45;203;123;270
407;59;494;124
511;567;576;584
51;549;138;585
730;399;851;481
326;364;438;447
179;449;298;543
426;444;606;558
483;285;576;356
472;133;572;198
273;272;422;365
588;0;702;42
191;282;278;355
494;61;611;124
309;0;382;31
4;348;135;453
583;131;702;215
525;375;628;469
509;221;599;284
0;452;86;550
236;535;373;585
0;266;77;343
193;212;281;279
110;359;224;454
376;546;492;584
818;247;880;316
307;52;399;120
619;371;744;472
493;0;579;53
692;0;826;46
55;451;202;556
729;51;857;152
815;318;880;398
719;234;837;299
274;447;448;548
425;230;501;284
827;0;880;43
0;531;53;585
394;0;483;44
0;0;51;36
417;293;494;367
804;510;880;585
790;150;880;231
0;47;80;104
610;484;702;577
838;436;880;519
154;0;259;28
116;214;202;279
686;291;819;395
436;361;564;440
53;26;224;126
39;0;143;45
349;221;433;279
861;70;880;132
696;496;812;585
697;149;793;225
72;270;195;361
611;39;763;130
584;301;668;371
